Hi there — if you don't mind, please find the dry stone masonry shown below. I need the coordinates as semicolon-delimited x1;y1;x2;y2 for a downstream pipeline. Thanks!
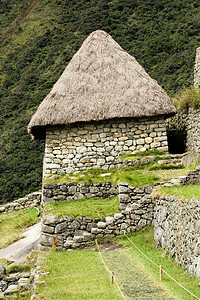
0;191;41;214
0;266;33;297
167;108;200;160
194;47;200;88
42;182;117;204
44;117;168;178
40;182;154;251
154;195;200;279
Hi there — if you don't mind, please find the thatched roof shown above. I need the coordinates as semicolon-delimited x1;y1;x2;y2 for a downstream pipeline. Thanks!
28;30;176;139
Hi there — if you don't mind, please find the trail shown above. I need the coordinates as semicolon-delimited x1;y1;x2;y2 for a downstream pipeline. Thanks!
0;222;41;263
102;247;174;300
0;0;40;45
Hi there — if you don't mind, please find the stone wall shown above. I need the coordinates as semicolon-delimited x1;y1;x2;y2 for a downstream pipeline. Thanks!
0;191;41;214
40;182;154;250
0;266;33;296
154;195;200;279
44;116;168;178
167;108;200;159
42;182;117;204
194;47;200;88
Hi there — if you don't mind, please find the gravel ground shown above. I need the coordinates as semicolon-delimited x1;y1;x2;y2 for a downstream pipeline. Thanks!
102;248;174;300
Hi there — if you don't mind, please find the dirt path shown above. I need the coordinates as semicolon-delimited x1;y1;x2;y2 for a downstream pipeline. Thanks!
103;248;174;300
0;222;41;263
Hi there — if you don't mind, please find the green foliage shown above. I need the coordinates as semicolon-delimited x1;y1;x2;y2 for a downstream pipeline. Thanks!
1;0;200;203
44;196;119;219
173;86;200;110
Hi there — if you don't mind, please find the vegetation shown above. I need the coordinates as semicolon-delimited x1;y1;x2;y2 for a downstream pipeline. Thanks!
119;149;167;159
36;227;200;299
159;184;200;199
45;161;195;187
116;227;200;299
36;250;122;299
0;207;39;248
44;196;119;219
1;0;200;203
173;86;200;111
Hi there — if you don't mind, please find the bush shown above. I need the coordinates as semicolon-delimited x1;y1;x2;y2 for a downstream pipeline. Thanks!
173;86;200;111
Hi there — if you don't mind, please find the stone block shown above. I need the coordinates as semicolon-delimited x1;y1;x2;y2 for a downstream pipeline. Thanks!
97;159;105;166
42;224;55;234
45;164;60;169
145;137;152;144
0;280;7;292
114;213;123;219
105;216;114;224
4;284;18;295
77;146;87;154
91;228;102;234
119;193;129;202
42;215;59;226
97;222;107;229
64;240;73;248
83;232;93;241
74;236;83;243
118;185;129;193
40;234;53;247
55;222;68;234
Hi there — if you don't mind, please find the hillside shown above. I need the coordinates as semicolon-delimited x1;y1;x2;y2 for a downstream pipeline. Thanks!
0;0;200;203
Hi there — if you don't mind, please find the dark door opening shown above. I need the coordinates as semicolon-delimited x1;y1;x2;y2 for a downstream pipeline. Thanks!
167;128;187;154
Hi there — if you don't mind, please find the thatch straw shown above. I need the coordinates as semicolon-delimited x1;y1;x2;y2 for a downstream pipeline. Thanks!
28;30;176;139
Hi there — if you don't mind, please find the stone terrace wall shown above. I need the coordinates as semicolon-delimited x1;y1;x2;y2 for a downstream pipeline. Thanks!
154;195;200;279
0;191;41;214
44;116;168;178
40;182;155;250
42;182;117;204
194;47;200;88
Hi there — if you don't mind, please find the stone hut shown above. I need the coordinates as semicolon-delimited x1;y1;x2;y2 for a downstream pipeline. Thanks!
28;30;176;178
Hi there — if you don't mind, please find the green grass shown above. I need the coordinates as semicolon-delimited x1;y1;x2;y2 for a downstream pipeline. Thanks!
0;208;39;249
45;163;193;187
36;228;200;300
36;250;122;300
159;184;200;200
149;164;184;170
114;227;200;300
119;149;167;160
44;196;119;219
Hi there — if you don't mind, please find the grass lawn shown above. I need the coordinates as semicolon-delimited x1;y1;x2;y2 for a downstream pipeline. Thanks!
36;227;200;300
45;164;195;187
36;250;122;300
115;227;200;300
44;196;119;219
0;208;39;249
159;184;200;199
